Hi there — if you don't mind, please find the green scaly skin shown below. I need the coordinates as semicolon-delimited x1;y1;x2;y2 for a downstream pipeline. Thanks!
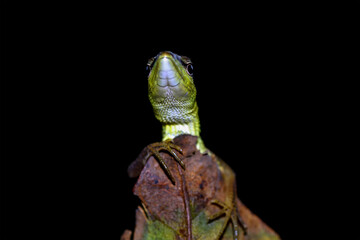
147;51;206;152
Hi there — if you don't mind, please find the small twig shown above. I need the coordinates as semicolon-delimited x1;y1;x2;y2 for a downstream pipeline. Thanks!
177;164;192;240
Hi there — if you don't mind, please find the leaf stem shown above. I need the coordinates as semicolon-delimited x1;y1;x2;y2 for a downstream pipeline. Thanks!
177;164;192;240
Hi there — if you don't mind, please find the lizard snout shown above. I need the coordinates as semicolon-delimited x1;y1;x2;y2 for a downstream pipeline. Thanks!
157;70;180;87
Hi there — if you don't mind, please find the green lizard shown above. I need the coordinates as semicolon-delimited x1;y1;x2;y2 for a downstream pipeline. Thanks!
144;51;245;239
126;51;280;240
147;51;205;152
137;51;206;185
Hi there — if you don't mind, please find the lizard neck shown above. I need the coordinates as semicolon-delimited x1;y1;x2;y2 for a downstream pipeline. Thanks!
161;110;206;153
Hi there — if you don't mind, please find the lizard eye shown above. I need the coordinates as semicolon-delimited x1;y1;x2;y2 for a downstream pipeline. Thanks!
186;64;194;76
146;56;157;77
146;65;151;77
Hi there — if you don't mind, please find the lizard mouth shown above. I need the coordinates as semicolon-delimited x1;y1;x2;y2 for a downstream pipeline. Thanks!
155;56;181;88
157;78;180;88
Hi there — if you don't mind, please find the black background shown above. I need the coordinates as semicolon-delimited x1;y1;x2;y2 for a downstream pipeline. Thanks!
2;2;345;240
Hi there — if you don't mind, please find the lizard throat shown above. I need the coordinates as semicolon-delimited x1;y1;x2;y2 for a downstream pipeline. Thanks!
162;116;200;140
161;113;206;153
150;89;206;152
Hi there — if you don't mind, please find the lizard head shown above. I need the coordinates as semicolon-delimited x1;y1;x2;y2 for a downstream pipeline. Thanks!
147;51;197;124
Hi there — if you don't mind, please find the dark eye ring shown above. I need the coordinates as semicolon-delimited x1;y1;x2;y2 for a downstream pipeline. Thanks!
186;64;194;76
146;65;151;76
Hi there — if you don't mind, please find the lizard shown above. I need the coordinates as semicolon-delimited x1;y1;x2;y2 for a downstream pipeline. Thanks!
127;51;247;239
